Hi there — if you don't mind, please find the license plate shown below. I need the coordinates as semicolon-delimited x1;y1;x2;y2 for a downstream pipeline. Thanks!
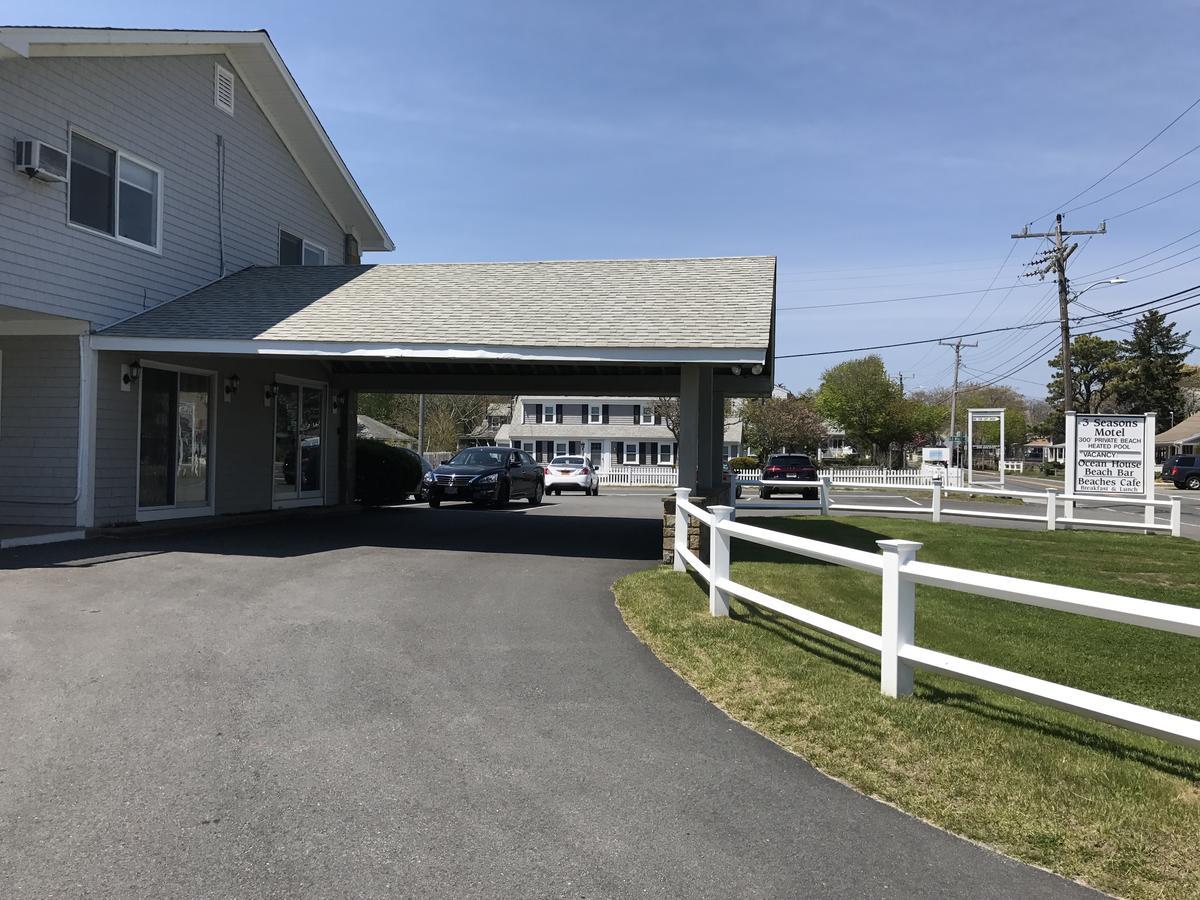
557;469;572;475
444;486;457;496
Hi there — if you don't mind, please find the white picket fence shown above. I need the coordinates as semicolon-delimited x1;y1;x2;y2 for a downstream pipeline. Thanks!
672;488;1200;749
600;465;678;486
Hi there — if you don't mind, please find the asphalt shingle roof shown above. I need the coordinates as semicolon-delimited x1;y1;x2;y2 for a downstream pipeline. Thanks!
99;257;776;350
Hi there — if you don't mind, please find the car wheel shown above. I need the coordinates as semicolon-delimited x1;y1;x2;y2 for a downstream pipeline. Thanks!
529;481;544;506
760;488;771;500
736;486;742;499
428;498;440;508
1188;475;1200;490
493;482;511;507
593;483;600;496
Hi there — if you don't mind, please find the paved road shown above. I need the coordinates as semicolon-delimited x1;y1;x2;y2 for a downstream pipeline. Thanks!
0;496;1098;898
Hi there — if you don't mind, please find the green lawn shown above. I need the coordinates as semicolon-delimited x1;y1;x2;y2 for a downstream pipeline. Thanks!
614;517;1200;900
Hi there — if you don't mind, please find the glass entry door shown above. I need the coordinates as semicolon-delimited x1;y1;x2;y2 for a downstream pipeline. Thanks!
138;367;212;512
273;382;324;502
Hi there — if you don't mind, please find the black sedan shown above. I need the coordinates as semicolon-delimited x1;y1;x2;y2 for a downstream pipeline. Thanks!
424;447;545;508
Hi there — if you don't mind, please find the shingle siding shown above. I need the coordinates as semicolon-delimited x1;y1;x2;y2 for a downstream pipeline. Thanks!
0;336;79;526
0;52;345;328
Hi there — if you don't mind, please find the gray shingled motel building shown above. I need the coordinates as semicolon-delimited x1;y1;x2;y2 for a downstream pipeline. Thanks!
0;27;775;540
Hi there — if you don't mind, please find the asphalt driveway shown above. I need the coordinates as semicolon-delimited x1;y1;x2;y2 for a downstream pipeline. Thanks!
0;495;1098;898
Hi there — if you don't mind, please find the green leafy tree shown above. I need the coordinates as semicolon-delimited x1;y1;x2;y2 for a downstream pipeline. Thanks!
1044;334;1125;438
815;356;906;464
1114;309;1191;426
356;393;512;451
741;395;827;460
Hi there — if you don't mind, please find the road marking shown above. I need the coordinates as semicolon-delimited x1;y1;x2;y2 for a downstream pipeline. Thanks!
904;496;923;507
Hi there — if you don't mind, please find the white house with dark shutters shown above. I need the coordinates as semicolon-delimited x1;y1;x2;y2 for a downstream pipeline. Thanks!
496;397;742;470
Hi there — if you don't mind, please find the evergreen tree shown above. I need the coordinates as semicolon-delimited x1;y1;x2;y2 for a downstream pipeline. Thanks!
1115;310;1190;426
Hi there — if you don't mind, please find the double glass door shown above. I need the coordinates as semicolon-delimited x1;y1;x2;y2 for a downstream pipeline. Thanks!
273;382;325;502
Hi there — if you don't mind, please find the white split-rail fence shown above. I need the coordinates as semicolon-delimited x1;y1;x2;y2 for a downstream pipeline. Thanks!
671;487;1200;749
731;475;1182;537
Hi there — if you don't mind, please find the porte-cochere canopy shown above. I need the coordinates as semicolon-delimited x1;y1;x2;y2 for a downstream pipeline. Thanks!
91;256;777;396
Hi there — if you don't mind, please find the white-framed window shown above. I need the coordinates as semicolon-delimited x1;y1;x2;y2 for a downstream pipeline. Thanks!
69;130;163;252
279;229;327;265
658;443;674;465
588;404;602;424
640;405;655;425
522;442;534;453
555;441;568;456
624;443;638;464
723;444;736;462
543;404;557;424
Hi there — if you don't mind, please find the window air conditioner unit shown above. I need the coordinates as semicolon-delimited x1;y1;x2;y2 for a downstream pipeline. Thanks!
14;139;68;183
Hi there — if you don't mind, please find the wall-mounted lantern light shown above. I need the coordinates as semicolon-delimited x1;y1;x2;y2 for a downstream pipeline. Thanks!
223;374;240;402
120;361;141;392
264;382;279;407
331;391;343;413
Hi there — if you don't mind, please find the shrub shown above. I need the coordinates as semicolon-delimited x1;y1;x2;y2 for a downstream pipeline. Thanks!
355;438;422;506
728;455;760;470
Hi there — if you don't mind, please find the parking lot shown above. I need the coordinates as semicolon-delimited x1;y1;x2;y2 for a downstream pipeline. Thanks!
0;493;1107;898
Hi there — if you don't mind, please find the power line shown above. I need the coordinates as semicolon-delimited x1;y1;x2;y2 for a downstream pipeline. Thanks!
1029;91;1200;223
1062;140;1200;216
1107;172;1200;221
775;282;1200;360
777;281;1042;312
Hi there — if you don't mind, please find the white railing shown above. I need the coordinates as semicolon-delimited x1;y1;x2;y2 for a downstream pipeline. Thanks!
729;474;1183;537
600;465;678;486
672;488;1200;749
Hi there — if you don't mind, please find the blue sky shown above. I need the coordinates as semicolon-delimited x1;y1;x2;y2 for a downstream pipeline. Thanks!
27;2;1200;395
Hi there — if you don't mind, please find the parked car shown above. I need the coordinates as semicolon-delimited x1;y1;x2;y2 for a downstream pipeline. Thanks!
424;446;544;507
544;456;599;496
1163;455;1200;490
759;454;819;500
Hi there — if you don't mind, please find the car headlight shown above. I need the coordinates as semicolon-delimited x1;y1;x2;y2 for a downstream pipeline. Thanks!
476;472;499;484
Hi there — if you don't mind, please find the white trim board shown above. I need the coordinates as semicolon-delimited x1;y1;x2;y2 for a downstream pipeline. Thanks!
89;336;767;365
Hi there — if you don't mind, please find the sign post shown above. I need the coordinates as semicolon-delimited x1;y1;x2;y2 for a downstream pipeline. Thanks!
967;408;1006;489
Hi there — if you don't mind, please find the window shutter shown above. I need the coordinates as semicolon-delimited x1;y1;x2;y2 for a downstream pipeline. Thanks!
602;404;609;424
535;403;543;424
635;404;642;424
613;441;623;464
556;404;564;423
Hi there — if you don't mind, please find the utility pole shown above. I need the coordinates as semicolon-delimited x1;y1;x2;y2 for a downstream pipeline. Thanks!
1012;214;1107;414
938;339;976;466
896;372;914;395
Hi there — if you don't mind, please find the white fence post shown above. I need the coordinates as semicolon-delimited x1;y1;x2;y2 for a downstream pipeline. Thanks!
1171;497;1182;538
820;475;832;515
709;506;734;617
878;539;923;698
673;487;690;572
931;475;942;523
1144;502;1156;536
1045;488;1057;532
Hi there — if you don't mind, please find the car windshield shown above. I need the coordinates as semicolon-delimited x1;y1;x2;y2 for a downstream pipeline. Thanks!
448;448;510;467
769;455;813;467
551;457;585;466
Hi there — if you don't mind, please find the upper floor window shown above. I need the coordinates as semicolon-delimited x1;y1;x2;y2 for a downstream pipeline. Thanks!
279;229;326;265
640;405;655;425
69;132;162;252
589;404;602;424
543;404;556;424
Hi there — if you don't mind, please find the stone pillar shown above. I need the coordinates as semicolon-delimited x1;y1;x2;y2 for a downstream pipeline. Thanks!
661;493;707;564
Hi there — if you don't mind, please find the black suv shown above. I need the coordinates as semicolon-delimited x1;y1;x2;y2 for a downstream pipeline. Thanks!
424;447;545;507
760;454;820;500
1162;455;1200;490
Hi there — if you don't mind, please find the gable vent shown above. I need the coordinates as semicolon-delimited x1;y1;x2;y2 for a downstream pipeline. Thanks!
214;64;235;116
